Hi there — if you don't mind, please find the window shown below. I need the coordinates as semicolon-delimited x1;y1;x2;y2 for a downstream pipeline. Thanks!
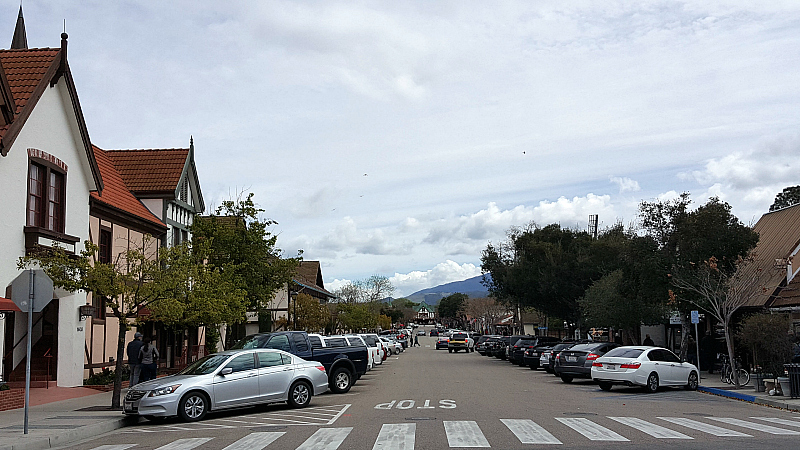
27;161;66;232
92;295;106;321
325;337;348;347
98;229;112;264
347;337;365;347
308;336;323;349
265;335;291;352
223;353;255;373
292;333;309;352
257;352;285;368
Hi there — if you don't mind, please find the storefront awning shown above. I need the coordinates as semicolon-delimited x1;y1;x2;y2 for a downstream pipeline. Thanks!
0;296;21;312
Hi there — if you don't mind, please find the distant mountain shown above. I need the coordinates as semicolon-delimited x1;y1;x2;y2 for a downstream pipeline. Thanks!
404;274;490;305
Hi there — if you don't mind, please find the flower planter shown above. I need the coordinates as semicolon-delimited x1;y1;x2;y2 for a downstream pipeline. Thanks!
778;377;791;396
752;373;773;392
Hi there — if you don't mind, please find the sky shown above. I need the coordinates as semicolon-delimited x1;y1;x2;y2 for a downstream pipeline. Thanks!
6;1;800;297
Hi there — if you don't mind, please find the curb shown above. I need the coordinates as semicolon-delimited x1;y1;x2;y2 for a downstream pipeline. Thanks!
698;385;800;412
0;416;138;450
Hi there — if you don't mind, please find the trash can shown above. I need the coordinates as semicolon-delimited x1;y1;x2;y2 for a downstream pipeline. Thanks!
785;364;800;399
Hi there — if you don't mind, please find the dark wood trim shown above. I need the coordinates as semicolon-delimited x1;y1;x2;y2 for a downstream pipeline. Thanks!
89;200;167;237
24;226;80;254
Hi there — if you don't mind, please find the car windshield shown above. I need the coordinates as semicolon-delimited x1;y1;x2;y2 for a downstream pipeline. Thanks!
177;354;230;375
230;334;270;349
516;339;536;346
362;335;378;346
604;348;645;358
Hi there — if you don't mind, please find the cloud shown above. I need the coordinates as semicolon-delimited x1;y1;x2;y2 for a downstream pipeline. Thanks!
610;176;641;193
327;261;482;298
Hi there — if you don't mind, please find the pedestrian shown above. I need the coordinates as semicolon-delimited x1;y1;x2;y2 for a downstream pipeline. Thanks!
414;334;420;347
138;337;159;383
126;332;144;386
614;332;623;345
643;334;654;346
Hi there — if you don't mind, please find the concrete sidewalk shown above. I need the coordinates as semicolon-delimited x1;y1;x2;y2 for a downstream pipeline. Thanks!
698;370;800;412
0;388;137;450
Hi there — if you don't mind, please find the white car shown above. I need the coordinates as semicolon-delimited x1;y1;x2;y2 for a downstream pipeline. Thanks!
591;346;699;393
380;337;402;355
359;333;384;365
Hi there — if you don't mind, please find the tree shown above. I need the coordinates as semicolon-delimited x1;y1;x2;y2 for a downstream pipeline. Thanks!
465;297;509;333
437;293;468;326
770;185;800;211
333;275;395;304
19;237;243;409
672;254;773;385
191;193;300;342
737;313;794;376
289;293;330;332
337;302;378;331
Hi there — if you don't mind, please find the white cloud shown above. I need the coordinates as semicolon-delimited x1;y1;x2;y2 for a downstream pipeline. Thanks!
610;176;641;193
326;261;481;298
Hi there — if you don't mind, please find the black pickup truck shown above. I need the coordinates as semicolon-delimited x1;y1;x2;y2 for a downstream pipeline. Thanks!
230;331;368;394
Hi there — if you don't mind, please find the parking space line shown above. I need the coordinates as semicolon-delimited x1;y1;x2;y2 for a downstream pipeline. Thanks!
555;418;628;441
154;438;213;450
372;423;416;450
88;446;137;450
501;419;561;444
221;432;285;450
608;417;692;439
443;421;490;447
706;417;800;435
658;417;751;437
296;427;353;450
751;417;800;428
327;404;352;424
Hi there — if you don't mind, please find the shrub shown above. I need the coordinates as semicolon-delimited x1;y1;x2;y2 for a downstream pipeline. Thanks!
737;312;793;376
83;366;129;385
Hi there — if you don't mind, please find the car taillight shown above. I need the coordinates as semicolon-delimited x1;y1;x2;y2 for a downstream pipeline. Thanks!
592;362;602;367
620;362;641;369
556;353;561;360
586;353;599;360
316;365;326;372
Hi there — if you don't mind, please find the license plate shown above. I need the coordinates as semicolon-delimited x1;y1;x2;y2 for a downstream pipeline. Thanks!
606;364;616;370
124;401;137;412
566;356;577;362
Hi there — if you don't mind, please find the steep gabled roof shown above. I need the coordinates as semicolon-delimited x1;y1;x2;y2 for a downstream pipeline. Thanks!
104;148;189;194
90;145;166;234
293;260;335;299
0;36;103;191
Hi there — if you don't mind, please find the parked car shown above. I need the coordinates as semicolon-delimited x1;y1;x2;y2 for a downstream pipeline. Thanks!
475;335;499;355
380;337;402;355
491;336;513;359
448;332;474;353
231;331;368;394
591;346;699;393
548;341;588;374
430;329;439;336
508;337;539;365
554;342;619;383
524;345;553;369
359;333;386;365
436;336;450;350
124;349;329;421
501;335;534;362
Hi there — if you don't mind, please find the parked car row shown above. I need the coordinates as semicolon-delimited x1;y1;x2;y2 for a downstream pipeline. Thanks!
124;329;412;423
476;335;700;393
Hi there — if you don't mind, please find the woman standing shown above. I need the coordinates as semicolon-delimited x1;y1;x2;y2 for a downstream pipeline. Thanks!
138;337;160;383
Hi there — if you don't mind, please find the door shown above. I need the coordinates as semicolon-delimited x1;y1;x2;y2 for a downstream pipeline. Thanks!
661;349;690;385
648;349;677;384
257;351;294;400
213;352;260;408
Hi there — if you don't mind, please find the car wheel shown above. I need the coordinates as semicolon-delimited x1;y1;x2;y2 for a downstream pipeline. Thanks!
685;371;699;391
645;372;659;393
288;381;312;408
178;391;208;422
598;381;613;391
560;374;574;383
330;367;353;394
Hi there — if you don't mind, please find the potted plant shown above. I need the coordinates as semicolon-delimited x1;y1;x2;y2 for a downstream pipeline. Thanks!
737;312;793;394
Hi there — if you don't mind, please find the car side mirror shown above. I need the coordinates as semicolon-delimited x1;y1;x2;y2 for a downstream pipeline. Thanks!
219;367;233;376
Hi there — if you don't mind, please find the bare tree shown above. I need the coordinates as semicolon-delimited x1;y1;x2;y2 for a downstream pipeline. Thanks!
466;297;509;333
671;254;775;385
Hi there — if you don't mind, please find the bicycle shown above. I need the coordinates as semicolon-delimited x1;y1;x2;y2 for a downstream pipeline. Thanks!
718;354;750;386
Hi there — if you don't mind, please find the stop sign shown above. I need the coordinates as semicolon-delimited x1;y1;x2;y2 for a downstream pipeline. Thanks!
10;269;54;313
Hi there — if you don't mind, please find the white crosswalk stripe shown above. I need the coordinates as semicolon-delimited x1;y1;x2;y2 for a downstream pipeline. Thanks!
608;416;693;439
501;418;562;444
706;417;800;435
372;423;416;450
443;420;490;447
221;432;285;450
751;417;800;428
296;427;353;450
658;417;751;437
154;438;213;450
555;418;628;441
88;446;137;450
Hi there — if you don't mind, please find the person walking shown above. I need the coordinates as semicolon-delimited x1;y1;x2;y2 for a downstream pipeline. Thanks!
643;334;655;346
138;337;160;383
126;332;144;386
414;334;420;347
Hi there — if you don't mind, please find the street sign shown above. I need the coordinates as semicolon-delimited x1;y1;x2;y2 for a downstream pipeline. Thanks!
690;310;699;324
10;269;54;313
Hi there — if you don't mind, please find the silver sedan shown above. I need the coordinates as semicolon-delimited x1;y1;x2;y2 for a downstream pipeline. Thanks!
123;348;329;421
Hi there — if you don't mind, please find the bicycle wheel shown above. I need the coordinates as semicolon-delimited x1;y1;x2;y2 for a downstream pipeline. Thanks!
735;369;750;386
720;366;728;383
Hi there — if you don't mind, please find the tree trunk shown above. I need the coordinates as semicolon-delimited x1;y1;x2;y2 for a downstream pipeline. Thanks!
723;319;739;386
111;313;127;410
679;314;690;361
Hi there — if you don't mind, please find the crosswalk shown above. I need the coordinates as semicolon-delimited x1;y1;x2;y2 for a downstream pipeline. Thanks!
91;416;800;449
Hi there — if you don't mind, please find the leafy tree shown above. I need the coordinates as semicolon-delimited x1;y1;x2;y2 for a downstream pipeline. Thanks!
378;314;392;330
737;313;794;376
191;193;300;341
437;293;469;325
337;302;378;331
770;185;800;211
290;293;330;332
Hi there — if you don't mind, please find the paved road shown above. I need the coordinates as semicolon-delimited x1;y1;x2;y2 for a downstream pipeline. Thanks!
62;331;800;449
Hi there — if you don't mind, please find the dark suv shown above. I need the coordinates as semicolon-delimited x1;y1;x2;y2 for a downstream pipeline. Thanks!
491;336;513;359
522;337;562;369
554;342;619;383
508;337;539;365
475;335;499;355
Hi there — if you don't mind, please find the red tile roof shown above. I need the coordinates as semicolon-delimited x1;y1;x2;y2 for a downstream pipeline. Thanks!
0;48;59;115
104;148;189;194
91;146;165;228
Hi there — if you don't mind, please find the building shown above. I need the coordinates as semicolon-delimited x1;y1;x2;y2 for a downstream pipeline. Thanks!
414;302;436;324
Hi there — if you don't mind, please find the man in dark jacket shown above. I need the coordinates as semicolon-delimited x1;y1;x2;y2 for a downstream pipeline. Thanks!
126;332;143;386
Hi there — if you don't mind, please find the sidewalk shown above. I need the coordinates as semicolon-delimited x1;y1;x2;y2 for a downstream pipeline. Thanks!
0;386;137;450
698;370;800;412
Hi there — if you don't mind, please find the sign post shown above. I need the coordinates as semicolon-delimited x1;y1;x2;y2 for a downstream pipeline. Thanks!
691;310;700;377
11;269;54;435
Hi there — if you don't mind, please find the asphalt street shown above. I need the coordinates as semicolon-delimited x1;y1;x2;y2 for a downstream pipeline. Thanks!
60;329;800;450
